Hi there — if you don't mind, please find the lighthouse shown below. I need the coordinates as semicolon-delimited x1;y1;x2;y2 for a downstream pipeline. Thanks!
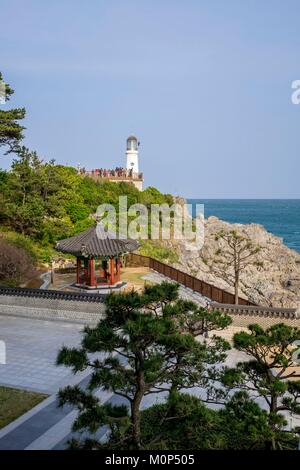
126;135;139;174
82;135;143;191
125;135;143;190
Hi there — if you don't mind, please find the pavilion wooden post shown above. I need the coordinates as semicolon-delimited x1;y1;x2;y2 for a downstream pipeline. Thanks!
116;257;121;282
110;258;115;285
89;258;95;287
76;257;81;284
103;260;108;281
83;259;88;285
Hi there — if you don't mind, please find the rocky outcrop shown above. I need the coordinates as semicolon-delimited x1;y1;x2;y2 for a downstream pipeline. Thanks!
171;216;300;308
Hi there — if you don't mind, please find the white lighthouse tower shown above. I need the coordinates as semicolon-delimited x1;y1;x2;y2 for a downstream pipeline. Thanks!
125;135;143;190
84;135;143;190
126;135;139;174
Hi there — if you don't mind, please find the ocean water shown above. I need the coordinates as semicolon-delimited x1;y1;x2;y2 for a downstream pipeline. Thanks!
187;199;300;253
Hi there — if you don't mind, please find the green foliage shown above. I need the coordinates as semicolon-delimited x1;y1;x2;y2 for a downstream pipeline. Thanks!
55;283;299;450
139;186;173;207
56;282;230;449
0;149;173;263
141;391;272;450
139;240;179;263
0;228;57;264
0;72;26;153
139;389;298;450
140;393;220;450
67;201;90;223
217;391;296;449
221;323;300;449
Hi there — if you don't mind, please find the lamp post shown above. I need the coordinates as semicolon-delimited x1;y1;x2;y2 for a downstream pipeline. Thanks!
50;257;54;285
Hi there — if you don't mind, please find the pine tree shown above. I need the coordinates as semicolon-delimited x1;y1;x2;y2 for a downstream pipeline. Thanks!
0;71;25;153
214;230;262;304
56;282;231;449
222;323;300;449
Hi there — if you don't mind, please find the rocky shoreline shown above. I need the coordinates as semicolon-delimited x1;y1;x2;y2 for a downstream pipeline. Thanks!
170;216;300;308
42;206;300;309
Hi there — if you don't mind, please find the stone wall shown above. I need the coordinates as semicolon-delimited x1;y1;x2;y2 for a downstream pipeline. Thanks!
229;314;300;328
211;302;299;328
0;291;299;329
0;295;105;324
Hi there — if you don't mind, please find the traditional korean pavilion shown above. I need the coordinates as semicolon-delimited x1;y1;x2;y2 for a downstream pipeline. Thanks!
55;223;139;289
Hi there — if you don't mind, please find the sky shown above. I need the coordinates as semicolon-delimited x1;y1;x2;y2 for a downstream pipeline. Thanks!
0;0;299;198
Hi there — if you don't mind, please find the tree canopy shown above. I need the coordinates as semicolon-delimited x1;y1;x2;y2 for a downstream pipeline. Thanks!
0;148;173;246
214;229;262;304
0;71;26;153
56;282;231;449
56;283;300;450
222;323;300;449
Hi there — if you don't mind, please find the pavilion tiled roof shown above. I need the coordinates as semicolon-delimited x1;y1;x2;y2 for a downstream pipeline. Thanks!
55;224;140;258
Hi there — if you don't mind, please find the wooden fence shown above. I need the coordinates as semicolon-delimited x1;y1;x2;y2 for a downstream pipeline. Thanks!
126;253;254;306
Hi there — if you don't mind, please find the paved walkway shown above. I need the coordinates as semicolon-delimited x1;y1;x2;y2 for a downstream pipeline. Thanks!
0;370;115;450
142;272;209;307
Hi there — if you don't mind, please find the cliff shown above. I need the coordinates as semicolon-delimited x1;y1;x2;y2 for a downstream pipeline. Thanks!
170;216;300;308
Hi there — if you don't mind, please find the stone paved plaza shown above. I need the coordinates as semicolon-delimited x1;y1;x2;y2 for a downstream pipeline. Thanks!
0;272;298;449
0;273;208;396
0;315;84;394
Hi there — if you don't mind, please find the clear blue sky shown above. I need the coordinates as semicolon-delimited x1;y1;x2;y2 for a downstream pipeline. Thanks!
0;0;299;198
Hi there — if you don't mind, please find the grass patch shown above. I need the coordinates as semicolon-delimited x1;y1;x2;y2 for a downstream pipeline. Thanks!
0;386;47;429
121;267;152;287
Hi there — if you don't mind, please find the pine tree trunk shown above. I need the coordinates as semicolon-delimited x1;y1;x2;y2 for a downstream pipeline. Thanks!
169;354;183;398
234;271;239;305
234;249;240;305
264;395;278;450
131;388;144;448
131;354;145;449
269;395;278;450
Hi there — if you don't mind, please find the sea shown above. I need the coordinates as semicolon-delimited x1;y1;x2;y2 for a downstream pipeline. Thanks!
187;199;300;253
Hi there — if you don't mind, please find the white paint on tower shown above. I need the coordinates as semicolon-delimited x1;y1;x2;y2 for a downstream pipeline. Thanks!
126;135;139;174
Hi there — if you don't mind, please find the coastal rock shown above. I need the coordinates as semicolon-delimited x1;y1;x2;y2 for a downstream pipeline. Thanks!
172;216;300;308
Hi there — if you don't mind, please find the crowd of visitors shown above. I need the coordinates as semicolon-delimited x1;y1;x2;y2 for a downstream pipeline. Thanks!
79;167;141;178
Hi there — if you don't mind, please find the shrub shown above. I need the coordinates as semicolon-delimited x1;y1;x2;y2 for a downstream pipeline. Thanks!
0;239;37;286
